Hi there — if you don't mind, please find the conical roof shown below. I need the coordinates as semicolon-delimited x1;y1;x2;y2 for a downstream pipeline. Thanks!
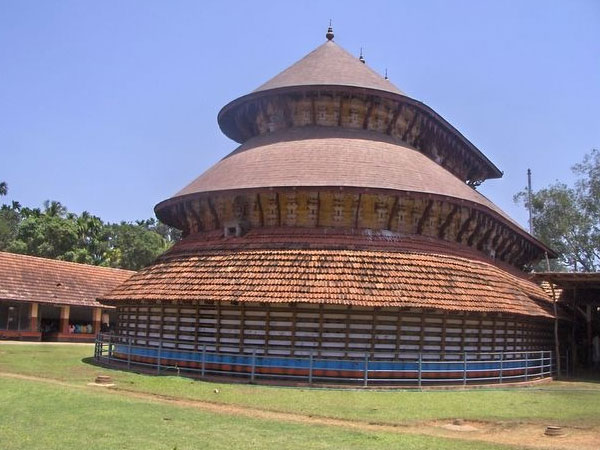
253;40;404;95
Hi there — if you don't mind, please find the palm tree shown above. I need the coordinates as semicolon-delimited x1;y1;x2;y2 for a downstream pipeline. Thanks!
43;200;67;217
0;181;7;196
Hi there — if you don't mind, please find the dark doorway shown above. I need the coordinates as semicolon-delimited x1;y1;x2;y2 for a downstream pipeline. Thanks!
39;304;61;341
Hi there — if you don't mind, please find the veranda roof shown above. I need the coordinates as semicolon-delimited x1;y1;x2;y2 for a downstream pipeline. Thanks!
0;251;134;308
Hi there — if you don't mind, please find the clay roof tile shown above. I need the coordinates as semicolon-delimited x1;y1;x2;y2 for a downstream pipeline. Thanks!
0;251;135;307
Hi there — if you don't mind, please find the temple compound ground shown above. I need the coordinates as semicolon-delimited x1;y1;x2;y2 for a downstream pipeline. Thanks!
1;342;599;449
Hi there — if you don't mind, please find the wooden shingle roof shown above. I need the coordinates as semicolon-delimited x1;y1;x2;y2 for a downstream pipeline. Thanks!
254;40;403;95
0;251;135;307
173;127;496;203
165;127;528;234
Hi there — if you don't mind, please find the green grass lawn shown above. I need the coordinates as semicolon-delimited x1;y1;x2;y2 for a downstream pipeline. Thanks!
1;343;599;428
1;377;512;450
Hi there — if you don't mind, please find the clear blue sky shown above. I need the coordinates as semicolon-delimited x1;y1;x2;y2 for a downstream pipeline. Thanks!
1;1;599;229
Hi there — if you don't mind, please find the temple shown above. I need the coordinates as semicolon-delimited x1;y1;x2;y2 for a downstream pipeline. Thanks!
99;28;557;385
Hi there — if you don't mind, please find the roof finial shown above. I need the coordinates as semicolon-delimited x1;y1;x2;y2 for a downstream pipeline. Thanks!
326;20;334;41
384;68;388;80
359;47;365;64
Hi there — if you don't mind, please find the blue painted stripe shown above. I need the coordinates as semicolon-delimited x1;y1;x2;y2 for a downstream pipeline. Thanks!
114;345;539;373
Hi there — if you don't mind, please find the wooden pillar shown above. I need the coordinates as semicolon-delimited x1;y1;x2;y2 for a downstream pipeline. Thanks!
60;305;70;334
29;303;39;332
92;308;102;335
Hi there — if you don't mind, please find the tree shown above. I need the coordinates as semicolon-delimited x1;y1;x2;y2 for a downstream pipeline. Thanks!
75;211;105;264
0;202;21;251
0;184;180;269
100;222;170;270
135;217;182;243
9;213;79;259
43;200;67;218
515;149;600;272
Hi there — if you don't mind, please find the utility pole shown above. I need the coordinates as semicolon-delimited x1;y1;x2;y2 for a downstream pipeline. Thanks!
527;168;533;235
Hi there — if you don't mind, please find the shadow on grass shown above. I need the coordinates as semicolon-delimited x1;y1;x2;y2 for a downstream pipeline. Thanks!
81;356;151;378
81;356;218;382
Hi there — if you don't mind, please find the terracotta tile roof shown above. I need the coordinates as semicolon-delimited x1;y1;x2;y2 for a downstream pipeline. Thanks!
101;232;553;319
0;251;135;307
254;40;403;95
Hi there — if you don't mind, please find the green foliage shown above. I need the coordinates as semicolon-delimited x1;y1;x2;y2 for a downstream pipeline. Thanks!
101;222;171;270
515;149;600;271
11;212;79;259
0;203;21;250
0;182;180;270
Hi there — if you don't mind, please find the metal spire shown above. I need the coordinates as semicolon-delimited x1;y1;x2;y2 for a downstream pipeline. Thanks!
359;47;365;64
326;20;334;40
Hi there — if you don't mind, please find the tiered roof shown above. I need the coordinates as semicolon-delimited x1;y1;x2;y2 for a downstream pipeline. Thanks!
102;29;555;318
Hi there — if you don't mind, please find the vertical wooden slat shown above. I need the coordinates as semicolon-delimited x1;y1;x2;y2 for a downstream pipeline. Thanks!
354;193;362;228
134;305;140;344
290;303;297;356
317;304;324;357
216;302;222;352
514;320;520;352
193;302;199;352
345;305;351;358
503;316;509;353
419;311;425;354
477;317;483;353
492;316;498;352
145;304;151;344
239;303;245;354
461;314;467;352
159;304;165;348
441;312;447;358
370;308;378;357
265;303;271;355
175;303;180;349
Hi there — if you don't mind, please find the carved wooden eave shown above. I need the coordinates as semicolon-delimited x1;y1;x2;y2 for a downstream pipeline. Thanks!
155;186;555;271
218;86;502;183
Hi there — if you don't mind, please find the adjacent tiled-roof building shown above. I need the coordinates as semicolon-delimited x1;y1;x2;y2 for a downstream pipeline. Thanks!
0;251;134;341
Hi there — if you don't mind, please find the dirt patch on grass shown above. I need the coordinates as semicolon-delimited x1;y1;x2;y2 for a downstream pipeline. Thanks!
1;371;598;449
